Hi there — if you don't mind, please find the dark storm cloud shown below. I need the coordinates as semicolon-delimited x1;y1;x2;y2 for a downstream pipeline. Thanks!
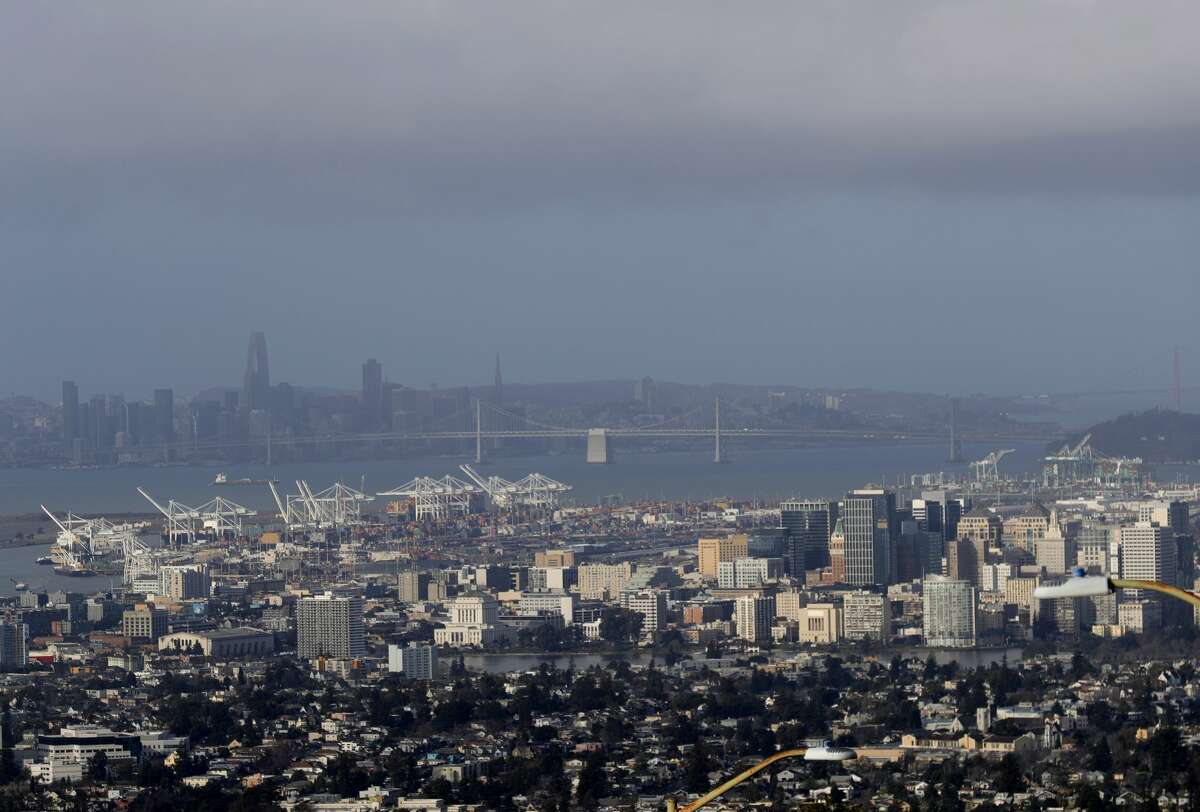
4;0;1200;400
5;0;1200;219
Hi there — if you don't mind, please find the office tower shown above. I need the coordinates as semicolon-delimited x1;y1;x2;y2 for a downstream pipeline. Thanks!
781;500;837;574
917;490;966;540
829;519;847;582
396;570;429;602
160;565;211;600
153;389;174;444
735;595;775;643
1138;500;1189;536
192;401;220;441
922;577;976;647
1006;505;1051;552
0;620;27;670
361;358;383;430
242;331;271;416
1076;523;1113;573
946;538;985;588
577;563;633;600
842;591;891;641
493;353;503;405
841;489;894;586
61;381;79;442
893;520;928;583
948;397;963;463
123;401;143;446
388;644;438;680
634;376;657;412
747;529;785;558
698;535;749;578
623;590;668;635
1119;522;1176;626
90;395;110;449
957;507;1002;548
297;594;366;659
122;605;169;641
717;557;784;589
1035;511;1075;575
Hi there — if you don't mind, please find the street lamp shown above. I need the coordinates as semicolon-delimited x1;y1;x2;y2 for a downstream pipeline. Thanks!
665;742;856;812
1033;567;1200;611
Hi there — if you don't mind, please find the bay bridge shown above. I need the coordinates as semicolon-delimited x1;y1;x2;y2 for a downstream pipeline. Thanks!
154;399;1062;464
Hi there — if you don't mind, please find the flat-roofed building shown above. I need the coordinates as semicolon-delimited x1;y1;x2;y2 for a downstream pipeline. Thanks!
535;549;575;568
923;577;976;648
842;591;891;641
578;562;633;600
122;605;169;642
388;644;439;680
158;627;274;659
297;593;365;659
798;603;840;645
698;535;748;578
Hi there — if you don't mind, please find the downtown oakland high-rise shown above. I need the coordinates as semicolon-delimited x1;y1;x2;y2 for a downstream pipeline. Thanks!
297;593;365;659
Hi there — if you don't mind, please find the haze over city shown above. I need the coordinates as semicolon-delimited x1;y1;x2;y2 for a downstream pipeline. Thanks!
5;2;1200;398
9;5;1200;812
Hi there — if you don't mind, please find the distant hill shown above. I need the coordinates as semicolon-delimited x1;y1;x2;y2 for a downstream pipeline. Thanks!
1060;409;1200;463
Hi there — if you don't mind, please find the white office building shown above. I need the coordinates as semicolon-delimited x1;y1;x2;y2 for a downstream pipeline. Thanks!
717;557;785;589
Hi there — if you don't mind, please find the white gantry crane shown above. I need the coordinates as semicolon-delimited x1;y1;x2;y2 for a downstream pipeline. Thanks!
970;449;1015;483
41;505;96;569
138;487;253;545
378;475;477;521
459;465;572;512
268;480;373;531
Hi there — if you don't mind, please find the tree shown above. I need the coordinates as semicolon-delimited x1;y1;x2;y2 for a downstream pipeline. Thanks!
993;753;1024;794
684;741;712;793
575;752;608;808
87;751;108;782
1090;736;1112;772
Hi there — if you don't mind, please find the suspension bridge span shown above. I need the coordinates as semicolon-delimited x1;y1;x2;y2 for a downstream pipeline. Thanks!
147;399;1061;464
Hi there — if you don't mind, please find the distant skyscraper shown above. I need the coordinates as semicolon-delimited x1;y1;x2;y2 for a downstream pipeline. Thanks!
634;376;657;412
297;593;365;659
0;620;27;670
923;577;976;647
362;358;383;430
493;353;503;405
781;500;836;574
841;489;895;586
948;398;963;463
153;389;174;444
61;381;79;442
241;331;271;415
89;395;111;450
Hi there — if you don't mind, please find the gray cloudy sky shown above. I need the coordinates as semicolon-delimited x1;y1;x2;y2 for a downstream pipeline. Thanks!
4;0;1200;401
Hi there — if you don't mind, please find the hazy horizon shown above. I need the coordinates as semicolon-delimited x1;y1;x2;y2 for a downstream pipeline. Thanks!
5;2;1200;401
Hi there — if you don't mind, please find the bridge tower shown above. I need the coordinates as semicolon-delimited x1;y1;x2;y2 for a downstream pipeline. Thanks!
947;397;964;463
586;429;609;464
713;397;725;464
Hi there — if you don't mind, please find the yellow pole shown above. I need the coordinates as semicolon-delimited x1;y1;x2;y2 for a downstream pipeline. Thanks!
670;748;812;812
1110;578;1200;610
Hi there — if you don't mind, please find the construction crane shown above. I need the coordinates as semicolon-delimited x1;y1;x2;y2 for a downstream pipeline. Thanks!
970;449;1015;482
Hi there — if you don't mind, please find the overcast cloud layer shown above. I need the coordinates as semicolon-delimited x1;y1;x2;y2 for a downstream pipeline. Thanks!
3;1;1200;400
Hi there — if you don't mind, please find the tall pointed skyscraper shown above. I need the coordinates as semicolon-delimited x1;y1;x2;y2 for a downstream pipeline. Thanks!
493;353;503;405
242;331;271;415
